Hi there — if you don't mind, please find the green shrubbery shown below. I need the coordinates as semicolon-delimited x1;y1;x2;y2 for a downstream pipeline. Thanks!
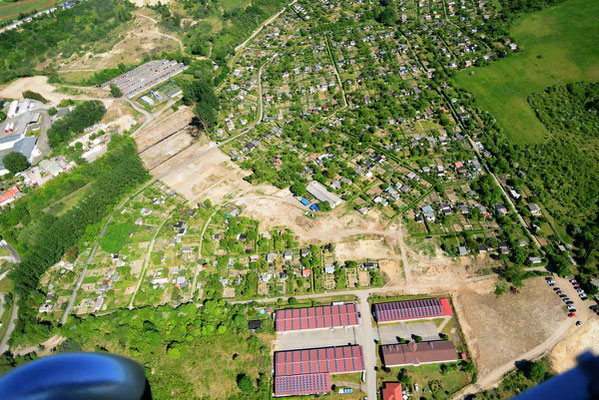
47;100;106;148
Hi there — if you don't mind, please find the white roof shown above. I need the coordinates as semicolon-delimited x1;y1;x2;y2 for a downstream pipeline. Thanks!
306;181;343;208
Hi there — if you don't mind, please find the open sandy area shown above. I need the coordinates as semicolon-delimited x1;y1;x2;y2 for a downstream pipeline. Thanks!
452;277;569;378
548;318;599;372
155;144;410;261
0;76;112;106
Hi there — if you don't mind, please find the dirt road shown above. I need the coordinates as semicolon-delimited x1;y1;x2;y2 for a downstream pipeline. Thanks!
136;14;184;52
128;212;174;309
189;208;219;301
60;215;113;326
454;320;572;398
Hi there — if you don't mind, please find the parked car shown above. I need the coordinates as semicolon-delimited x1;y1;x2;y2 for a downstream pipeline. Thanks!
566;301;574;305
562;297;571;302
576;321;583;327
569;278;576;284
553;287;560;291
580;295;588;301
568;312;575;318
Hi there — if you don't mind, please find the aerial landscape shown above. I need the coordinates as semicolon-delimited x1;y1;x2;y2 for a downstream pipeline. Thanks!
0;0;597;398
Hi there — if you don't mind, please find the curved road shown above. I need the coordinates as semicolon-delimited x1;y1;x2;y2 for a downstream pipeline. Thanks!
0;295;19;355
0;241;20;264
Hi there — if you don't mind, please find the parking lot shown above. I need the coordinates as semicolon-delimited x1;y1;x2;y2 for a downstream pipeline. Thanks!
274;325;362;351
546;276;594;320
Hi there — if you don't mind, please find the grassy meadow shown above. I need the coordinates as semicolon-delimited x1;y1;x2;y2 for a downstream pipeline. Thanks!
454;0;599;145
0;0;55;20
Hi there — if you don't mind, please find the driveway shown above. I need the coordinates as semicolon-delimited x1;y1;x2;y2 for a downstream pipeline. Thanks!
275;325;361;351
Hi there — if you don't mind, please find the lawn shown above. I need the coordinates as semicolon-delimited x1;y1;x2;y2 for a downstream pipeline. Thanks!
99;222;136;254
377;364;473;400
454;0;599;145
0;246;11;257
0;0;55;20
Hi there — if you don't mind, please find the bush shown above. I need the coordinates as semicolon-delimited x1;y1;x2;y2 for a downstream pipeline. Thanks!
236;374;253;393
48;107;57;116
522;361;546;383
109;83;122;97
22;90;48;104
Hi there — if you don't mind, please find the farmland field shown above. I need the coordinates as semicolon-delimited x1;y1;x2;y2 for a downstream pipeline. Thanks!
454;0;599;145
0;0;55;20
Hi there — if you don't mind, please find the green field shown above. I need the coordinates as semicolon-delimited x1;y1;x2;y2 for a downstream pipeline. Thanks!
0;0;55;20
454;0;599;144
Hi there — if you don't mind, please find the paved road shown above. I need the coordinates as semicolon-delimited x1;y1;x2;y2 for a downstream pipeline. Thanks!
0;241;20;263
357;293;378;400
0;295;19;355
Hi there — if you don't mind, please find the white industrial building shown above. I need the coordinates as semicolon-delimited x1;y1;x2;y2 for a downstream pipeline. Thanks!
306;181;343;208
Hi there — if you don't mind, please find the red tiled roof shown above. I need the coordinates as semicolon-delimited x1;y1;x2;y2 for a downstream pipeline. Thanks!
0;186;19;205
381;382;403;400
275;303;359;332
374;298;453;323
274;345;365;376
274;373;331;397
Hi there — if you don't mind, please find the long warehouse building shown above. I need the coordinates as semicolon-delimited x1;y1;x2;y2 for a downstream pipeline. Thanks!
274;345;365;376
381;340;459;367
373;298;453;323
273;345;365;397
275;303;359;332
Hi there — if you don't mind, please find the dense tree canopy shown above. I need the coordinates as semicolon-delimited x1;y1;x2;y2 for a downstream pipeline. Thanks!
3;152;29;174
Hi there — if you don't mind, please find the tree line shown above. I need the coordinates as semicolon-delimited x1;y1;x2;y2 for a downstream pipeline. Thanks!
8;136;149;346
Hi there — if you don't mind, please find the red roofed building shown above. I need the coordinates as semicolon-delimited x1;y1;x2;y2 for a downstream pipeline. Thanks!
274;373;330;397
0;186;19;208
275;304;359;332
273;345;364;397
274;345;365;376
381;382;403;400
373;298;453;323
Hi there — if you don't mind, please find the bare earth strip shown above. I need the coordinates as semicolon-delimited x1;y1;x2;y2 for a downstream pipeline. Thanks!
133;108;194;152
140;131;194;170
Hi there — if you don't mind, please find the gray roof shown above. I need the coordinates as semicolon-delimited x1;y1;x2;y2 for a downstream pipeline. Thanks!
0;136;37;170
13;137;37;159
